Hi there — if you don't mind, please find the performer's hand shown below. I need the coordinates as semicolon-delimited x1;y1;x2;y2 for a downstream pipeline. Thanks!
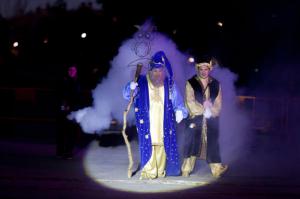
203;108;212;119
130;81;138;90
175;110;184;123
203;100;212;109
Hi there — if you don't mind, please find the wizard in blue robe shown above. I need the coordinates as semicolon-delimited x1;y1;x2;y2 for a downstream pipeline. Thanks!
123;51;187;179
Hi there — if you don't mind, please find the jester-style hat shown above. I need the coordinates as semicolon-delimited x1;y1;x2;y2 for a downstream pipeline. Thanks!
195;54;213;70
149;51;173;78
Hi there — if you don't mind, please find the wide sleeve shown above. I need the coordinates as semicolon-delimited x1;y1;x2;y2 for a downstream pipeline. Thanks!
211;86;222;117
185;81;204;117
123;79;140;101
170;83;188;118
122;81;132;101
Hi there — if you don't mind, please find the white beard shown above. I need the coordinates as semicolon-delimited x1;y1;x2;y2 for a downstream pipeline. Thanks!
149;75;165;87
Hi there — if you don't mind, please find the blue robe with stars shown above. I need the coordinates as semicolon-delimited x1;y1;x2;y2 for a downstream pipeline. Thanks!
123;75;187;176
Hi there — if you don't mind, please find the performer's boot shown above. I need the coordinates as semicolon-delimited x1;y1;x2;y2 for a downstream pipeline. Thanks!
181;158;190;177
181;156;197;177
209;163;228;178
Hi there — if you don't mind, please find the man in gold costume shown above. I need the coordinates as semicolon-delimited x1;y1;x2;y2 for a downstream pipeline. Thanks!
181;55;228;178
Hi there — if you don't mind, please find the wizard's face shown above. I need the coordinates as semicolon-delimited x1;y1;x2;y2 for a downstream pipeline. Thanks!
149;67;165;86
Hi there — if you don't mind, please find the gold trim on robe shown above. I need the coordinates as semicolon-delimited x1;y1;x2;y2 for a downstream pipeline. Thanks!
199;117;208;159
140;146;166;179
140;75;166;179
147;75;164;146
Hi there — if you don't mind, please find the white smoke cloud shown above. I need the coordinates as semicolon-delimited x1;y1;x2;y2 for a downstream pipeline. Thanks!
71;19;251;166
211;66;252;163
71;20;192;134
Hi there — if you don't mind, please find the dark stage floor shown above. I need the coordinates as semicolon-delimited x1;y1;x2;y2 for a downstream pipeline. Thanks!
1;128;300;199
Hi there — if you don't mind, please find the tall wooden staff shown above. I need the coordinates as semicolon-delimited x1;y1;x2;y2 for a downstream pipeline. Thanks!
122;63;142;178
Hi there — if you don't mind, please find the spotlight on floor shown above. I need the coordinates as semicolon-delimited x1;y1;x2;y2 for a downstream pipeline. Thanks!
83;140;215;193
